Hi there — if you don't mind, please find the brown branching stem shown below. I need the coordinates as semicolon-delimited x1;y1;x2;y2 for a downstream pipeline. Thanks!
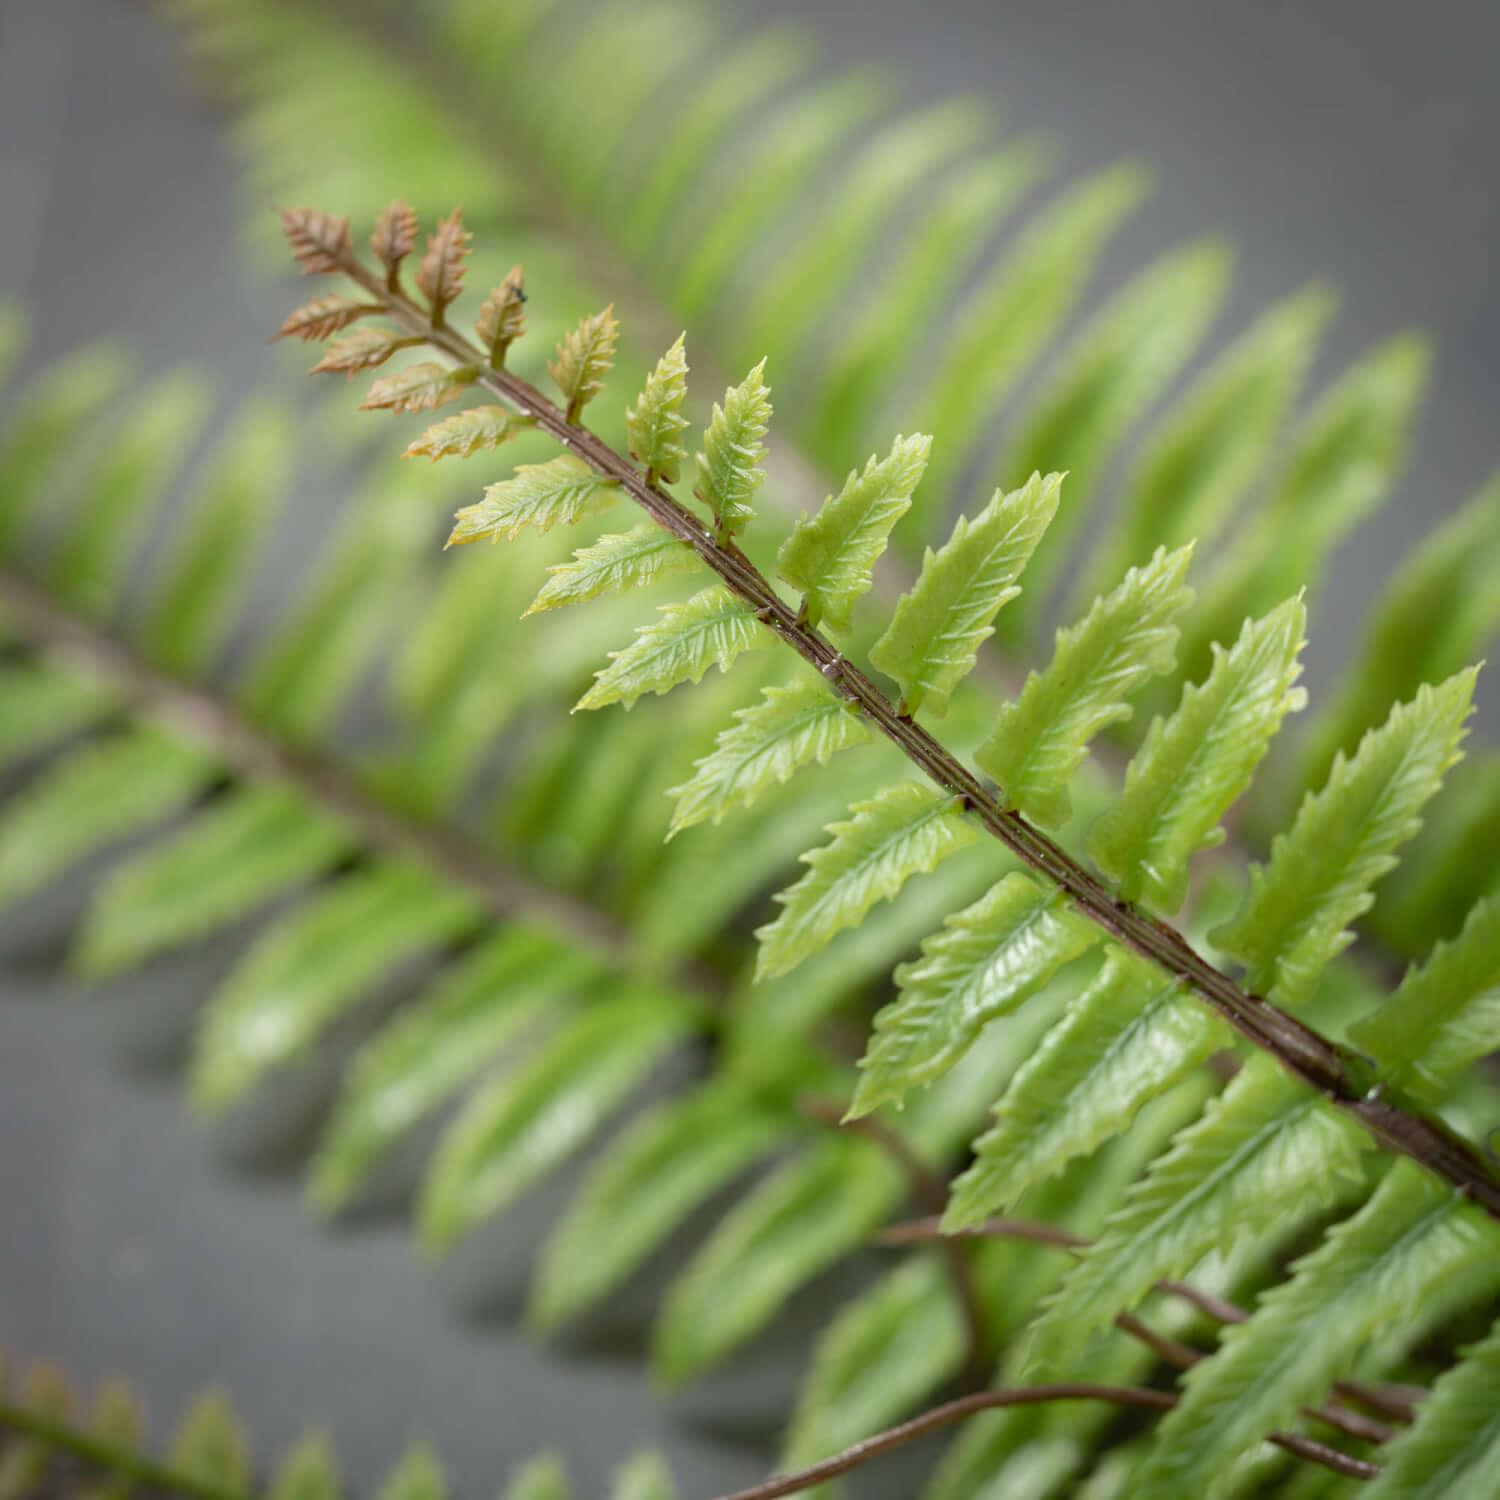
328;238;1500;1224
798;1095;990;1391
708;1382;1378;1500
881;1214;1420;1426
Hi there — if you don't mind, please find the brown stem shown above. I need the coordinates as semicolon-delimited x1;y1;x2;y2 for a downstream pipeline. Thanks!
799;1096;990;1391
0;565;723;1001
881;1215;1418;1425
708;1381;1377;1500
331;245;1500;1221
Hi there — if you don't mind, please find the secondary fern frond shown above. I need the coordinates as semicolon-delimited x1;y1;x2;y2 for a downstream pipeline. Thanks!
448;455;620;545
626;333;689;484
693;360;771;544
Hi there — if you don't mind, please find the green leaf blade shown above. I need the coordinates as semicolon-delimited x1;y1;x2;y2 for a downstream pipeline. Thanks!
870;472;1061;717
525;524;700;615
668;677;871;836
575;585;769;710
448;455;620;546
754;781;979;981
776;433;931;633
852;871;1096;1118
1087;596;1308;912
1214;670;1477;1006
693;360;771;541
976;544;1196;829
626;334;689;484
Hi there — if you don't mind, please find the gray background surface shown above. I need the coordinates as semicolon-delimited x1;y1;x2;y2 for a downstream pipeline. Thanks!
0;0;1497;1495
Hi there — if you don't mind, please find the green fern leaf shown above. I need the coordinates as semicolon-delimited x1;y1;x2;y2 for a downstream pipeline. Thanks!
0;344;128;543
52;371;210;617
503;1454;568;1500
191;862;482;1115
170;1396;249;1490
529;1079;794;1331
0;665;117;771
1079;286;1334;602
268;1434;340;1500
869;471;1060;717
667;677;871;836
651;1137;903;1384
377;1446;446;1500
474;265;526;366
755;781;979;980
1361;1315;1500;1500
418;988;695;1252
608;1452;676;1500
976;544;1195;829
403;405;533;461
626;334;690;483
140;401;292;677
360;360;473;415
1139;1161;1500;1500
1214;670;1476;1006
574;585;770;710
548;305;618;418
1302;470;1500;794
851;872;1096;1118
784;1254;965;1477
776;433;932;633
447;455;620;546
1002;238;1232;615
1027;1057;1368;1376
309;929;604;1212
693;360;771;542
0;729;215;911
525;524;700;615
1350;894;1500;1103
1087;596;1308;912
944;951;1221;1226
75;783;354;979
917;165;1151;516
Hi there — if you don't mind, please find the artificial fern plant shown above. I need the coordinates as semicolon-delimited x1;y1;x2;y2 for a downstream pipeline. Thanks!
4;0;1500;1495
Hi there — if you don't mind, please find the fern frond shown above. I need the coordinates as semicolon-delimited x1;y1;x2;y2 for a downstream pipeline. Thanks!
474;264;527;367
755;782;978;981
403;405;533;461
276;293;380;342
667;676;872;836
944;951;1221;1226
370;196;419;279
191;861;482;1114
1001;238;1232;619
309;927;605;1211
529;1078;795;1331
575;585;769;710
1027;1057;1368;1376
414;208;471;315
776;433;932;634
626;334;689;484
525;524;699;615
1138;1161;1500;1499
1360;1314;1500;1500
548;304;619;420
1348;894;1500;1104
976;544;1195;828
870;472;1060;718
312;326;420;375
1214;670;1476;1006
851;872;1096;1117
418;987;695;1252
693;359;771;543
1087;596;1308;912
447;455;620;545
360;360;474;414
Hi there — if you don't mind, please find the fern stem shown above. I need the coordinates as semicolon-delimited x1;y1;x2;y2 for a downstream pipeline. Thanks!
880;1214;1419;1426
332;247;1500;1225
800;1094;991;1389
709;1381;1378;1500
0;565;717;990
0;1399;249;1500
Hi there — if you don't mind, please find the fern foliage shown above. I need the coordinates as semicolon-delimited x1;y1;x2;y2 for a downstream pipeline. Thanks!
12;0;1500;1490
261;199;1500;1500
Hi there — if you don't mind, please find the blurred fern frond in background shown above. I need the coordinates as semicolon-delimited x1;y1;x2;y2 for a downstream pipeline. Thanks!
1;0;1499;1495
